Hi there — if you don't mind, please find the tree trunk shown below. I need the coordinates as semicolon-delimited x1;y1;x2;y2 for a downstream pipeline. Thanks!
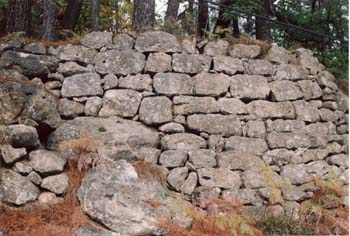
91;0;100;31
42;0;56;41
232;18;240;37
197;0;209;37
6;0;32;34
115;0;119;32
214;0;240;37
188;0;194;17
132;0;155;32
165;0;180;21
255;0;271;40
62;0;83;30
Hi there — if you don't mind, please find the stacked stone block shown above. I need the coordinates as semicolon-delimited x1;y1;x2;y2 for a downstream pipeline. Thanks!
0;31;348;216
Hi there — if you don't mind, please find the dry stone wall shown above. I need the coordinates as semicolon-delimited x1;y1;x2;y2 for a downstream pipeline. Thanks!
0;31;348;219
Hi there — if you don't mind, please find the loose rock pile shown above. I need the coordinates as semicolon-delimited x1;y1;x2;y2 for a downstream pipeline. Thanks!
0;31;348;235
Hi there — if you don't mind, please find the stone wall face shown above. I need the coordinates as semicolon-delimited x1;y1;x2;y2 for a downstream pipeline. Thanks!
0;31;348;217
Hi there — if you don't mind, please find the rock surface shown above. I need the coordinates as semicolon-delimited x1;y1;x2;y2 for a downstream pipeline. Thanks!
47;117;159;161
187;114;242;136
0;169;39;205
78;160;189;235
0;31;348;223
61;73;103;97
135;31;181;53
29;150;66;175
99;89;142;118
94;50;145;75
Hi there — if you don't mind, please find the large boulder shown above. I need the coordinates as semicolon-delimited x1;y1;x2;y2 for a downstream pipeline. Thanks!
47;117;159;161
77;159;190;235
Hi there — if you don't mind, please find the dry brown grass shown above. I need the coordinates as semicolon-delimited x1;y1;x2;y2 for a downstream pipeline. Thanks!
0;159;95;236
335;79;349;95
0;126;5;145
0;34;80;47
143;199;163;208
133;161;168;187
0;34;12;45
59;134;102;172
225;36;272;56
24;37;80;47
158;197;263;236
59;133;98;154
300;177;349;235
0;76;36;86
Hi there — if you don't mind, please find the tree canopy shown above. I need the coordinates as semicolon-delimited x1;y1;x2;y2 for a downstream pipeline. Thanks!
0;0;348;80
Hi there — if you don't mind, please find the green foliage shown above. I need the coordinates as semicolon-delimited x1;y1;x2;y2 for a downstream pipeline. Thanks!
315;48;349;81
0;0;8;23
0;0;7;9
222;0;261;22
271;0;348;80
219;0;348;81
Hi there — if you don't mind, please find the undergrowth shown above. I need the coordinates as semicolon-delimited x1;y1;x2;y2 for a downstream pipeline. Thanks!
300;176;349;235
59;133;107;172
0;134;108;236
0;34;80;47
255;213;316;236
24;37;80;47
158;196;263;236
133;161;167;183
0;159;94;236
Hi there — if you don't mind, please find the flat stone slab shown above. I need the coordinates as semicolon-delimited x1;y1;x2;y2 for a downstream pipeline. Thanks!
94;50;145;75
47;116;159;161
